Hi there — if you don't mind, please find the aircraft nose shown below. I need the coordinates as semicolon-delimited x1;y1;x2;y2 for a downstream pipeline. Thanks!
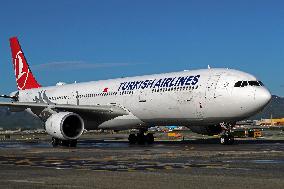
256;88;272;107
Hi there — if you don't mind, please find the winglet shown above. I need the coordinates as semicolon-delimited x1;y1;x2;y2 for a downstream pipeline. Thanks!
9;37;41;90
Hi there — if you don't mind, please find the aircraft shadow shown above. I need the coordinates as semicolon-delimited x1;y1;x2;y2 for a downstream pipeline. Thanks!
79;138;284;145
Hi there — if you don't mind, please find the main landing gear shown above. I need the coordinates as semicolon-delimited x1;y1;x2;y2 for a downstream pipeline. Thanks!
51;137;77;147
128;129;154;145
220;123;235;145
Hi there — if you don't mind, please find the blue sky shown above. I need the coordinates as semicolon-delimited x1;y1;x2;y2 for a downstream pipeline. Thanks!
0;0;283;95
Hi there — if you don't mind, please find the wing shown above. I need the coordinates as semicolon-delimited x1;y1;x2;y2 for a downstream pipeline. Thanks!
0;101;129;121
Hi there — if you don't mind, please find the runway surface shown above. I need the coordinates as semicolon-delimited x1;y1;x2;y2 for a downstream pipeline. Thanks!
0;138;283;189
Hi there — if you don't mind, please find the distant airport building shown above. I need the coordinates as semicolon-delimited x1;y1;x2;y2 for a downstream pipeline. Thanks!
236;120;254;126
260;118;284;126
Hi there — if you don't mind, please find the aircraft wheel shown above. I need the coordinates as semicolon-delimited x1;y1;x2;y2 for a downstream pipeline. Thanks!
228;135;234;145
220;134;234;145
128;134;137;144
137;133;146;145
146;133;154;144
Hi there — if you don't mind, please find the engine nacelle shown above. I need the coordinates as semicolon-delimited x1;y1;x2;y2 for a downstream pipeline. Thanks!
187;125;222;136
45;112;84;140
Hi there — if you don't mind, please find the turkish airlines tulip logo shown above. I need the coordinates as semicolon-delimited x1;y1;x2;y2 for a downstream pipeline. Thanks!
14;51;29;89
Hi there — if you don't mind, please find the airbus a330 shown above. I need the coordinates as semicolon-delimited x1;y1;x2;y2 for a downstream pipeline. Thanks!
0;37;271;147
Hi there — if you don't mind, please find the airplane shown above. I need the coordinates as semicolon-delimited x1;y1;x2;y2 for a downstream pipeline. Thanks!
0;37;271;147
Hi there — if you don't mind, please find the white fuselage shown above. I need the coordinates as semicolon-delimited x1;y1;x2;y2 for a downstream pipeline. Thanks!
15;68;271;130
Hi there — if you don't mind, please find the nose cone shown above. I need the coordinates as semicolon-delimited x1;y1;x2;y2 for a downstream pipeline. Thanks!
256;88;272;109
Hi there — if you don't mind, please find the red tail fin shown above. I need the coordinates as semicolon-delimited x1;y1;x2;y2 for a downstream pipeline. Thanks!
10;37;41;90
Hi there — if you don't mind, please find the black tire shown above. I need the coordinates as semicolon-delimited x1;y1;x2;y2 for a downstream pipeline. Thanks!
220;134;234;145
228;136;234;145
137;133;146;145
146;133;154;144
128;134;137;144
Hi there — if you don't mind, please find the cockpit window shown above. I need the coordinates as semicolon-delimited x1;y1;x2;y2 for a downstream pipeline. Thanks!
234;80;264;87
258;81;264;86
234;81;242;87
241;81;248;87
248;81;260;86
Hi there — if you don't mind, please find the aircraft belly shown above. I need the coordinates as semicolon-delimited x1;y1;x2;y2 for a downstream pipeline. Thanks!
98;114;146;130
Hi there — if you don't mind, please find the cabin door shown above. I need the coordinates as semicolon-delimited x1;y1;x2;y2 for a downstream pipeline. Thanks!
71;91;80;105
139;90;147;103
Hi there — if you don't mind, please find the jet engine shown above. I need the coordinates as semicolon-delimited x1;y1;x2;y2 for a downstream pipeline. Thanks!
45;112;84;140
187;125;222;136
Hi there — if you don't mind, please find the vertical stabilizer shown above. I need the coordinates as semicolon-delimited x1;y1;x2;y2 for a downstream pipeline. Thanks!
9;37;41;90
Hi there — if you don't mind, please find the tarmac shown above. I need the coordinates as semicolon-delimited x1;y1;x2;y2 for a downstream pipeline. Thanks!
0;133;283;189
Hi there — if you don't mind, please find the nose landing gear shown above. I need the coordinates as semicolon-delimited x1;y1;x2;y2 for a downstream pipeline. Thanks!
220;123;235;145
220;132;234;145
128;129;154;145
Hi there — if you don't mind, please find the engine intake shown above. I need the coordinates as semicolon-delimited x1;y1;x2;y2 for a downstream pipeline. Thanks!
45;112;84;140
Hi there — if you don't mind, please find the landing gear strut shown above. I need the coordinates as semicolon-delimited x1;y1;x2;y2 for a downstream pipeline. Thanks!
51;137;77;147
51;137;60;147
128;129;154;145
220;123;235;145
